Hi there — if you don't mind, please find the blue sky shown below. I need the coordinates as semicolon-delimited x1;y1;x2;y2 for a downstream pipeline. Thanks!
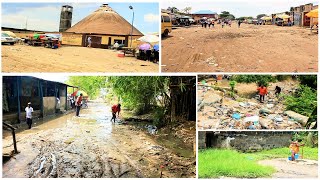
2;2;159;34
162;0;319;17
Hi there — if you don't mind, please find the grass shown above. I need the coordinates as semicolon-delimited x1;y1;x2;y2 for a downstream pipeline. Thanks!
249;147;318;161
198;149;276;178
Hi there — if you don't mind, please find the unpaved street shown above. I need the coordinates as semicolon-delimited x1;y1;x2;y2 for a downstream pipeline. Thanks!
259;158;318;178
3;101;195;178
2;45;158;73
162;24;318;72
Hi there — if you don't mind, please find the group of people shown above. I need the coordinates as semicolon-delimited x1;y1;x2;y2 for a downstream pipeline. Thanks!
201;19;243;29
256;85;281;103
200;20;215;28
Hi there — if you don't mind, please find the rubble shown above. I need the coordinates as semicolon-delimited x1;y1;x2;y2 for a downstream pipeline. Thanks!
198;82;310;130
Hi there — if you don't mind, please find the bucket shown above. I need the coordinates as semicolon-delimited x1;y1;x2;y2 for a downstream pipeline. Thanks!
117;51;124;57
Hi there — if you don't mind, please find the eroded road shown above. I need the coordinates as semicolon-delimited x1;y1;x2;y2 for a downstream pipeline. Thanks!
259;158;318;178
3;101;195;178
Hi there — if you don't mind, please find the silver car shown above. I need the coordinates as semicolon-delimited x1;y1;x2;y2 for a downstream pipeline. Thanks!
1;33;15;45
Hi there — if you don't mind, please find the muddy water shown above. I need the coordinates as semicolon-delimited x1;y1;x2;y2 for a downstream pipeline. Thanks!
3;101;196;178
155;129;194;158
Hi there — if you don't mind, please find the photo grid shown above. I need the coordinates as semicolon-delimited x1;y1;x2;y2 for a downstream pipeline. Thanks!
1;0;319;179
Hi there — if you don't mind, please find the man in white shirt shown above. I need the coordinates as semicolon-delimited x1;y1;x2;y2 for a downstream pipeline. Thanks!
25;102;34;129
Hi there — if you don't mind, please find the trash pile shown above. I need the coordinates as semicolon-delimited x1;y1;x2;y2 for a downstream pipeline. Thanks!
198;85;314;130
145;125;158;135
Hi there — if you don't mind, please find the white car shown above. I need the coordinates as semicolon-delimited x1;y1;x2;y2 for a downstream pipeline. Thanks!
1;33;15;45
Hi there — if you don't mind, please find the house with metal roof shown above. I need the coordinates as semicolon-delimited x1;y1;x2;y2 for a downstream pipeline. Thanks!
191;10;219;22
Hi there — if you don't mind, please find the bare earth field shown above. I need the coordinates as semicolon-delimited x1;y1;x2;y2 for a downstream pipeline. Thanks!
2;45;158;73
162;24;318;72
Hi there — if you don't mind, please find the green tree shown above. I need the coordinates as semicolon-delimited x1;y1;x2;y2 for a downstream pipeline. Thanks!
66;76;106;99
219;11;235;20
183;7;192;14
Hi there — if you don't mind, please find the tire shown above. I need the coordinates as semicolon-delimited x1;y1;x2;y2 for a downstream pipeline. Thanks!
10;42;14;45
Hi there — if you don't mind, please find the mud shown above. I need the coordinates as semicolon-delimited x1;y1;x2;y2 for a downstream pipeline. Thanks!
3;101;195;178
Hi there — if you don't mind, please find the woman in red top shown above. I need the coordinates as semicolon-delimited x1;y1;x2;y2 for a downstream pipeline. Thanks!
257;85;267;103
111;103;121;123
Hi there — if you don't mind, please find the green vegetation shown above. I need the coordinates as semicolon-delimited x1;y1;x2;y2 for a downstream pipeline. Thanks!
249;147;318;161
230;75;276;86
219;11;235;20
66;76;196;127
67;76;107;99
198;149;275;178
284;85;317;127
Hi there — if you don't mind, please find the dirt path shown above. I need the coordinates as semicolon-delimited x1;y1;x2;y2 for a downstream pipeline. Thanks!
2;45;158;73
162;24;318;72
258;158;318;178
2;101;195;178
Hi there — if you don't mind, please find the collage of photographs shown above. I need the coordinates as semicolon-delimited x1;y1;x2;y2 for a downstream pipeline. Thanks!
0;0;319;179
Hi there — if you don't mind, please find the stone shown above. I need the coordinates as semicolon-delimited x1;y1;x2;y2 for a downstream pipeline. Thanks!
284;111;309;126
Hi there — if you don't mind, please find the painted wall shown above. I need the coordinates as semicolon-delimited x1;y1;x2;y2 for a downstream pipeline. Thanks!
61;33;83;46
43;97;56;116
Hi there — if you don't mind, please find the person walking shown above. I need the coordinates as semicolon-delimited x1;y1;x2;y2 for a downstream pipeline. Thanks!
111;103;121;123
75;93;83;117
25;102;34;129
87;36;92;48
257;84;268;103
275;85;281;97
238;20;242;28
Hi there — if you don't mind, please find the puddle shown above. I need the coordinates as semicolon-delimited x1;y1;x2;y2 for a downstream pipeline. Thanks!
155;129;194;158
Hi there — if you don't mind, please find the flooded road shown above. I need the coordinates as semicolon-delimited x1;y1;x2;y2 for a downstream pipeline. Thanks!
2;101;195;178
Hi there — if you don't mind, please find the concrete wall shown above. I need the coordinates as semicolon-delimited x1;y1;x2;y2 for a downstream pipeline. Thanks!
43;97;56;116
200;131;292;152
59;96;66;111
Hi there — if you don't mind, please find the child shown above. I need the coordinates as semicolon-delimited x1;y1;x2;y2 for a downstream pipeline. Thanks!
289;141;304;161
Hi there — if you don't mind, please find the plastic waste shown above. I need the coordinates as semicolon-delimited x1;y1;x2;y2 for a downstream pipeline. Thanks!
244;116;259;125
232;113;241;120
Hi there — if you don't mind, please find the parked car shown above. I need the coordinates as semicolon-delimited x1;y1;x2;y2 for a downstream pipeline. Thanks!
1;32;15;45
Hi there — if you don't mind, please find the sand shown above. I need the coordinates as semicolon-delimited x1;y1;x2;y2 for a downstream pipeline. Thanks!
2;45;158;73
162;24;318;72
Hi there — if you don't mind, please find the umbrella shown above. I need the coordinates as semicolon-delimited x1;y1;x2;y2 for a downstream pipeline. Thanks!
261;16;272;20
276;14;290;19
306;9;318;18
72;90;88;97
153;44;159;51
139;43;151;50
138;35;159;43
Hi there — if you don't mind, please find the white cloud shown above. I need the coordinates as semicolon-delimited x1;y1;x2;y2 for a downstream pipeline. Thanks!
144;13;159;23
2;6;60;31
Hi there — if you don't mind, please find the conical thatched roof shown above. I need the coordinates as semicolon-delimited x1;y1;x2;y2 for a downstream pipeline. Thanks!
66;4;143;36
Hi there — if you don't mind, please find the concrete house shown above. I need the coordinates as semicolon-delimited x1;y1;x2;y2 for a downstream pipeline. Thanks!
3;76;77;124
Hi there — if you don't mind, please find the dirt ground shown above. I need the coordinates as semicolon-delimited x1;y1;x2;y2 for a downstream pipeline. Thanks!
2;101;195;178
259;158;318;178
162;24;318;72
2;45;158;73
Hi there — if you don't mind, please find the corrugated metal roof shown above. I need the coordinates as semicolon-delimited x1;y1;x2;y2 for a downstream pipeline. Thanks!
193;10;217;15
